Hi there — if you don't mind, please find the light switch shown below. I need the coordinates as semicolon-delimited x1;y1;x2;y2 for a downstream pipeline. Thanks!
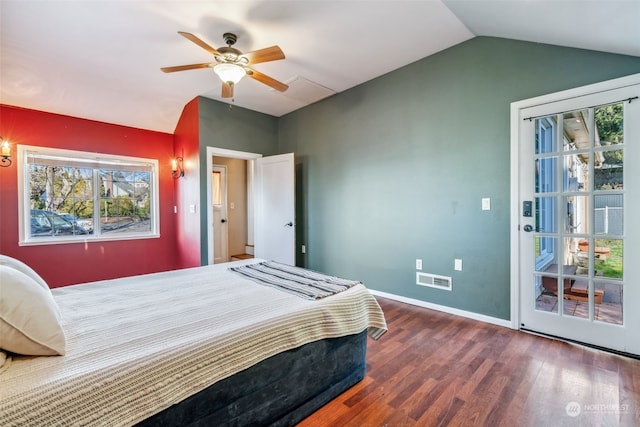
189;204;196;214
482;198;491;211
416;259;422;270
454;259;463;271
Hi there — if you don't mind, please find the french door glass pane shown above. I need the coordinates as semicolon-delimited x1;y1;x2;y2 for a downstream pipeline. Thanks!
595;280;623;325
594;238;623;280
565;195;589;234
594;194;623;235
535;197;556;233
535;157;557;193
595;149;624;189
563;109;590;151
563;153;590;191
535;274;558;313
536;116;557;154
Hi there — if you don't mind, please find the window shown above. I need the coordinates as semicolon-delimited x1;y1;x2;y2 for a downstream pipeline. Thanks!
18;145;159;245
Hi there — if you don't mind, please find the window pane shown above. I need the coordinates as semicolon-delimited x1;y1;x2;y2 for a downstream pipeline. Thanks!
595;103;623;146
594;194;623;236
595;280;623;325
535;157;557;193
563;109;589;151
563;153;589;192
535;116;557;154
594;238;622;280
565;195;589;234
100;169;151;234
595;149;623;190
535;197;556;233
535;236;558;270
212;171;222;206
28;163;94;237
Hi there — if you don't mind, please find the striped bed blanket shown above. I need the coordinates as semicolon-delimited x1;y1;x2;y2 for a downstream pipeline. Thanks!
0;259;386;426
229;261;360;299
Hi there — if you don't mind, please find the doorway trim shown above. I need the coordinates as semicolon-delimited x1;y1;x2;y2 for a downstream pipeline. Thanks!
510;73;640;330
206;146;262;265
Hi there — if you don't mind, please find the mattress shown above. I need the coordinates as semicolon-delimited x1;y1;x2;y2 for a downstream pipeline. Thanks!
0;259;387;426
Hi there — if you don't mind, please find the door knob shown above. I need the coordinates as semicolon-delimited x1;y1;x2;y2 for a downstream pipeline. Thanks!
221;219;227;223
523;224;533;232
284;222;293;227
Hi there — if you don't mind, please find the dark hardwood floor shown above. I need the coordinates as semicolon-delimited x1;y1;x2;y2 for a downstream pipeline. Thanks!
299;297;640;427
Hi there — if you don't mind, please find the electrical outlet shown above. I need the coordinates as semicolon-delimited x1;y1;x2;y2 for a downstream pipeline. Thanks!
416;259;422;270
454;259;463;271
482;198;491;211
301;245;306;254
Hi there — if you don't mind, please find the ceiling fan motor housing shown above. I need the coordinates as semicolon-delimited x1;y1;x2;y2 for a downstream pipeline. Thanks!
222;32;238;46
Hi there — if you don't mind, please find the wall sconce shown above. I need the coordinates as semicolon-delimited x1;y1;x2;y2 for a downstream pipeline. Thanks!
171;156;184;179
0;138;11;168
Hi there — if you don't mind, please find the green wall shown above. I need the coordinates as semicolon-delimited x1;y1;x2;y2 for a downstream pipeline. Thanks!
197;97;279;264
277;37;640;320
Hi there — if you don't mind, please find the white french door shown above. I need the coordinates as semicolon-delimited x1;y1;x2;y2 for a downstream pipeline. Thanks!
514;74;640;355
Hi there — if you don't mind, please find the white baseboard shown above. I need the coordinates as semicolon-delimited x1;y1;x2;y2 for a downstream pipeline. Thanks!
369;289;514;329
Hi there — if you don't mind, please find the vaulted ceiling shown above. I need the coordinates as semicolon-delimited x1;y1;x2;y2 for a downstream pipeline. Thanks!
1;1;638;133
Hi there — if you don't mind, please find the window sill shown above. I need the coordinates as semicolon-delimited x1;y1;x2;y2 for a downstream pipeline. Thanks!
18;233;161;246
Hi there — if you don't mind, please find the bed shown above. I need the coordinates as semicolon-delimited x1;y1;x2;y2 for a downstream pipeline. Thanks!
0;257;386;426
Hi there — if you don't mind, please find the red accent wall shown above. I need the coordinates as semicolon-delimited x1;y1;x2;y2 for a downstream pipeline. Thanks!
173;98;202;268
0;105;179;287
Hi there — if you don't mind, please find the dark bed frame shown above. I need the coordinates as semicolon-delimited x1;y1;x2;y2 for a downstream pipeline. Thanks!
136;330;368;427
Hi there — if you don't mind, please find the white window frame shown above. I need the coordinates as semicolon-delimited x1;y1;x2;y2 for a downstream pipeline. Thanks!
17;145;160;246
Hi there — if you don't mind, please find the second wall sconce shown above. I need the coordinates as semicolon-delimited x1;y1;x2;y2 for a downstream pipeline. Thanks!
171;156;184;179
1;138;12;168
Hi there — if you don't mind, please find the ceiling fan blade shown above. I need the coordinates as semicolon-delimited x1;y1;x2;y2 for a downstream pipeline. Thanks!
221;82;234;98
160;63;212;73
245;68;289;92
178;31;220;56
241;46;285;65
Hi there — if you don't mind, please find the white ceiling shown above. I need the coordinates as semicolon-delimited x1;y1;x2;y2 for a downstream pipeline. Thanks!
1;1;638;134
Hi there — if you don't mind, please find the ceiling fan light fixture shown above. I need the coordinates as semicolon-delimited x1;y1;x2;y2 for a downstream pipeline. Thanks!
213;63;245;84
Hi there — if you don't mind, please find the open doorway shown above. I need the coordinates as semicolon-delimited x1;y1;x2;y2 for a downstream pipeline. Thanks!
211;157;254;263
206;147;260;265
206;146;296;266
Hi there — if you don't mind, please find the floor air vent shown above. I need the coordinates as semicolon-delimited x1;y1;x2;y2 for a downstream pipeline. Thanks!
416;272;452;291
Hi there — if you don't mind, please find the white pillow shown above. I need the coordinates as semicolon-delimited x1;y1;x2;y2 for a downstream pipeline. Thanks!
0;254;50;292
0;265;66;356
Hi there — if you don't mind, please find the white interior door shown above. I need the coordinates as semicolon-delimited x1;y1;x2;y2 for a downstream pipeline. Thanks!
254;153;295;265
515;76;640;355
212;165;228;264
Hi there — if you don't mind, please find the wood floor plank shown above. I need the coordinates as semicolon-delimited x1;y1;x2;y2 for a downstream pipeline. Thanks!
299;297;640;426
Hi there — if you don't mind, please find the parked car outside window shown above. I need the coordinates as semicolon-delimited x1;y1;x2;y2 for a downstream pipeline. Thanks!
59;213;94;233
30;210;90;237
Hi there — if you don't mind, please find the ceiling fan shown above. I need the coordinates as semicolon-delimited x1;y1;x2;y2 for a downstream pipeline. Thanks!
161;32;288;98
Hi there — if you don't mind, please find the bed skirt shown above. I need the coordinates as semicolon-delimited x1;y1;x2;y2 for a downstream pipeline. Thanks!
136;330;367;426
